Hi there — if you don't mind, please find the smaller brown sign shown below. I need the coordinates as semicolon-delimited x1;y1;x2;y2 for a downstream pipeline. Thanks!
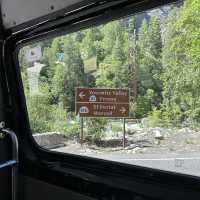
75;88;129;118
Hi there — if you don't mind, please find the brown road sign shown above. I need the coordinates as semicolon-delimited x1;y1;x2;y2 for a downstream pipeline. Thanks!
75;88;129;117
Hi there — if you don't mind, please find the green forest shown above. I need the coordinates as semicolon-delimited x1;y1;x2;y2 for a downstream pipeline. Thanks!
20;0;200;138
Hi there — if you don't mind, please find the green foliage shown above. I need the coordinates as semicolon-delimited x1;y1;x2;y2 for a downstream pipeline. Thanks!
135;89;155;118
111;123;122;133
145;108;162;127
96;20;129;89
27;94;53;133
137;17;162;100
96;62;128;88
21;1;200;139
80;27;103;59
50;104;67;132
62;122;80;139
146;105;183;128
49;36;86;111
43;37;64;80
86;118;108;142
51;107;79;138
161;0;200;123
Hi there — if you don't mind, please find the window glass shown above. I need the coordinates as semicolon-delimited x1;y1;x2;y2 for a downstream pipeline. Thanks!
19;0;200;176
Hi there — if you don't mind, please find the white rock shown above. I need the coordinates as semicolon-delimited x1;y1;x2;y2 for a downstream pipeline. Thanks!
154;128;164;140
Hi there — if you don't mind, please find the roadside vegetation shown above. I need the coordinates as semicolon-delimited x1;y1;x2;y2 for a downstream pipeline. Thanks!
19;0;200;142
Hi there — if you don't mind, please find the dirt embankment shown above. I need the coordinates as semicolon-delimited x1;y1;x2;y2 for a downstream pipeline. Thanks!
36;126;200;155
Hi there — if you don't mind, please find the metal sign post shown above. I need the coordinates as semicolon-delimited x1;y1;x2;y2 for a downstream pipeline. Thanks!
123;118;126;148
80;117;84;145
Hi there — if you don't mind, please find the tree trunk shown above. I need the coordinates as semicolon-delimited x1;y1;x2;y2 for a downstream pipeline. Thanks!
129;29;139;113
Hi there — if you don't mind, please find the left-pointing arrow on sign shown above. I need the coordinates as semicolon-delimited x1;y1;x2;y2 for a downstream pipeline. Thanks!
79;91;85;99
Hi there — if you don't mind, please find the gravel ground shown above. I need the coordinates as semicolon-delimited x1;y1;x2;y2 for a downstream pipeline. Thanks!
52;126;200;156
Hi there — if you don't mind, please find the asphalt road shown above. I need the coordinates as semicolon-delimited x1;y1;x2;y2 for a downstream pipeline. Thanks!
54;146;200;177
93;152;200;177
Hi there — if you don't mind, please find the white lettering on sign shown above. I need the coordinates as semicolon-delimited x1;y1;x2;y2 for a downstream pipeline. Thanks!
93;111;113;116
99;97;116;102
112;91;127;96
89;90;111;96
89;90;128;96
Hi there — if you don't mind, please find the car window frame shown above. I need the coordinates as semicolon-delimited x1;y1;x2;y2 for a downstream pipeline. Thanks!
4;0;200;197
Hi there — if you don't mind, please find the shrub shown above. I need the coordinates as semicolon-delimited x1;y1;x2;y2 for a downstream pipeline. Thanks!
111;123;122;133
27;94;53;133
146;105;182;128
135;89;155;118
145;108;162;127
62;122;80;139
51;105;80;138
85;118;108;142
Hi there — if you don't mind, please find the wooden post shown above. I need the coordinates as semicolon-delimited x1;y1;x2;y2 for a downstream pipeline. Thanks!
123;118;126;148
80;117;84;146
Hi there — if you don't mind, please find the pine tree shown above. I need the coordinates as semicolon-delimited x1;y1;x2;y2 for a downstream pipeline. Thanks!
96;20;128;88
138;17;162;102
134;16;162;117
52;35;85;111
161;0;200;122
